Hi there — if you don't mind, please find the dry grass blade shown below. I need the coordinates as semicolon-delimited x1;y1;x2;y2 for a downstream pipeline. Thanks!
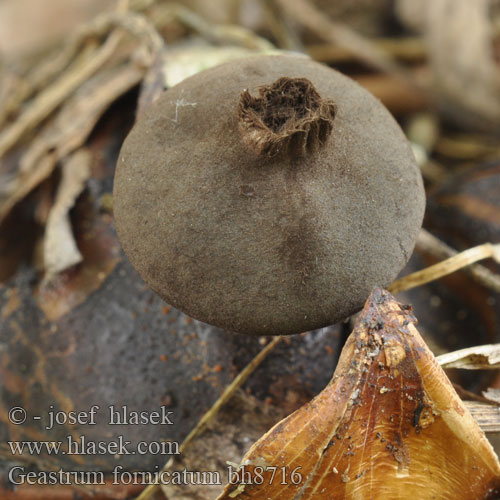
388;240;500;294
414;229;500;294
136;336;282;500
436;344;500;370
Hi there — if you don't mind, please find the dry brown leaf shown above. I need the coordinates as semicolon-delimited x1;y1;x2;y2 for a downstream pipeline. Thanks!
218;288;500;500
43;149;91;279
36;211;121;322
397;0;500;129
437;344;500;370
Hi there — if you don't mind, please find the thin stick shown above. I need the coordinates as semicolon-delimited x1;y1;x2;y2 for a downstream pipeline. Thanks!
136;336;283;500
388;238;500;294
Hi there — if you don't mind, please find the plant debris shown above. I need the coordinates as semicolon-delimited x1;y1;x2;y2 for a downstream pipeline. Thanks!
217;289;500;500
42;149;91;279
1;2;500;499
437;344;500;370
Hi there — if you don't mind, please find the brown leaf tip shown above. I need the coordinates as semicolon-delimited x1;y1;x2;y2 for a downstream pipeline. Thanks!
216;287;500;500
238;77;337;158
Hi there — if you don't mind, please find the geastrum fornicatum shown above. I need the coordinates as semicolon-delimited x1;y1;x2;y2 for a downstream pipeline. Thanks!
113;55;425;335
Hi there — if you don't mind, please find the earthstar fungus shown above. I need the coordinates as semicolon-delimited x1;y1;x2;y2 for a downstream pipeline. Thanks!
113;55;425;335
217;289;500;500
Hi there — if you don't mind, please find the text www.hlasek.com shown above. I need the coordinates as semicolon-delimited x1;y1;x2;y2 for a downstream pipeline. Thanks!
8;436;179;456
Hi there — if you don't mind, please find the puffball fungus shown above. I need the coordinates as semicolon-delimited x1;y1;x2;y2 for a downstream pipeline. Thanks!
113;55;425;335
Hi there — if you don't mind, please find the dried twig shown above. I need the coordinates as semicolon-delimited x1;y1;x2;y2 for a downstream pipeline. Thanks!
136;336;283;500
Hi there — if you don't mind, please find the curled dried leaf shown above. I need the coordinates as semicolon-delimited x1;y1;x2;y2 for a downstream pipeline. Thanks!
43;149;91;279
218;289;500;500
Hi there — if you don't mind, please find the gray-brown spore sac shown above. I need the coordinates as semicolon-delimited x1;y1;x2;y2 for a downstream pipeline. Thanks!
114;55;425;336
